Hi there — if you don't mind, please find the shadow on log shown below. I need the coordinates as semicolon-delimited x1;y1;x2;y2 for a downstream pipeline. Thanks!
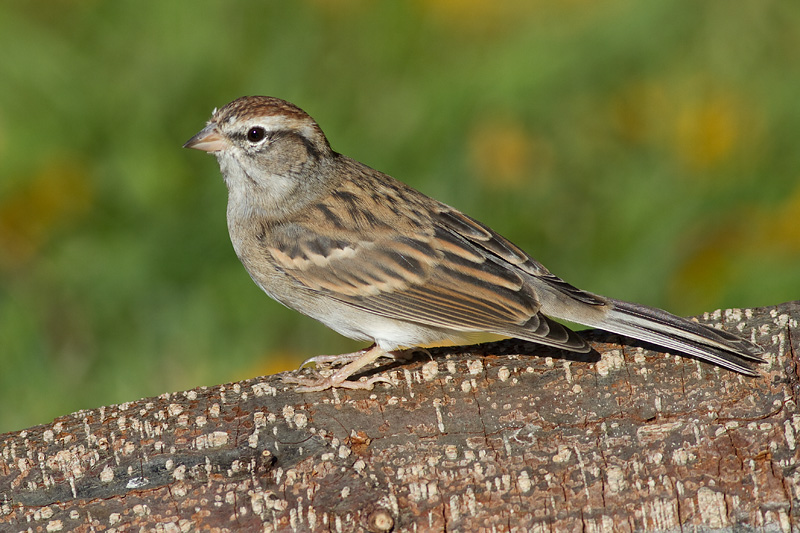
1;302;798;531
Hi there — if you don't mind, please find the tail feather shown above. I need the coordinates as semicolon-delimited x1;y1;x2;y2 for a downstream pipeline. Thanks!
594;298;765;375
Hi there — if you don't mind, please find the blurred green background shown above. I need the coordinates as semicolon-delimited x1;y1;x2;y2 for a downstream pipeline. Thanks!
1;0;798;434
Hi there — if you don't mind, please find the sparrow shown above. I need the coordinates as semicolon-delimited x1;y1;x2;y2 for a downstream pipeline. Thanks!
184;96;765;392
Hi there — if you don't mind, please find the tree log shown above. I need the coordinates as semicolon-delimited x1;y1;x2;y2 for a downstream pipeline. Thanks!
1;302;798;532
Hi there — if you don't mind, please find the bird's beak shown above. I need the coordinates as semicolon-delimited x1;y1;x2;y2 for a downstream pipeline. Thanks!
183;124;227;152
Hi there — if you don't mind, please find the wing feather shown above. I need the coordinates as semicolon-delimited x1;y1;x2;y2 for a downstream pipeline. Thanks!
265;183;589;352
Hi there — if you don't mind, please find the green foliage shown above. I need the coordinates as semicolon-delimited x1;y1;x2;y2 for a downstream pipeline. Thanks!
1;0;798;433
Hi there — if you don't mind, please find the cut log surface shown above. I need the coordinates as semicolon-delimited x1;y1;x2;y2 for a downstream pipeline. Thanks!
1;302;798;532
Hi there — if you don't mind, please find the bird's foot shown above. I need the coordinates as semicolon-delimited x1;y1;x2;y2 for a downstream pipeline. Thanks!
285;345;397;392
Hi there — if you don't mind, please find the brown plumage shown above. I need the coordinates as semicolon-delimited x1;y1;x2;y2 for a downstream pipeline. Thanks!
185;96;765;391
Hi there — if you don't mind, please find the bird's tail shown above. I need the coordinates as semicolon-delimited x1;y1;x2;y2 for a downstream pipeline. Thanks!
590;298;765;375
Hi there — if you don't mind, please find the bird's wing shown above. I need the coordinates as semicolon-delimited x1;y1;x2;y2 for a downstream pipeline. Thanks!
266;193;589;352
433;208;606;306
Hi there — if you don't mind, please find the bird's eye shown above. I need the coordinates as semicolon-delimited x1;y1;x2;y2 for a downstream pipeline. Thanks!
246;127;267;143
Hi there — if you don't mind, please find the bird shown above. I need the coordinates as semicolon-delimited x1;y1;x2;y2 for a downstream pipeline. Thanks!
184;96;765;392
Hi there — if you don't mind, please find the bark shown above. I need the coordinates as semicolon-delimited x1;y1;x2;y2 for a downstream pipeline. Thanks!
1;302;798;532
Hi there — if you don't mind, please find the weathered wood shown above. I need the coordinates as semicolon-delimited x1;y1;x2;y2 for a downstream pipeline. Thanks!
1;302;798;532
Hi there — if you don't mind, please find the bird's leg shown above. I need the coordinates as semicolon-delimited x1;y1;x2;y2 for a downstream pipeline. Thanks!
284;344;396;392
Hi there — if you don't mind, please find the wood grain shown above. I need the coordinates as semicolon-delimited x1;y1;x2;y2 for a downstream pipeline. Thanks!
1;302;797;532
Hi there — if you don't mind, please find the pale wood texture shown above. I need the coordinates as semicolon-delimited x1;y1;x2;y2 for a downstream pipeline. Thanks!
1;302;798;532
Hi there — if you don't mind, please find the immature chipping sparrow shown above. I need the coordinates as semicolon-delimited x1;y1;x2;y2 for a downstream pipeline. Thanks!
184;96;765;392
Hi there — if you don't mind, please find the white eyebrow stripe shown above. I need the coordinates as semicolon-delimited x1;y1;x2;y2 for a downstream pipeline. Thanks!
227;114;316;138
